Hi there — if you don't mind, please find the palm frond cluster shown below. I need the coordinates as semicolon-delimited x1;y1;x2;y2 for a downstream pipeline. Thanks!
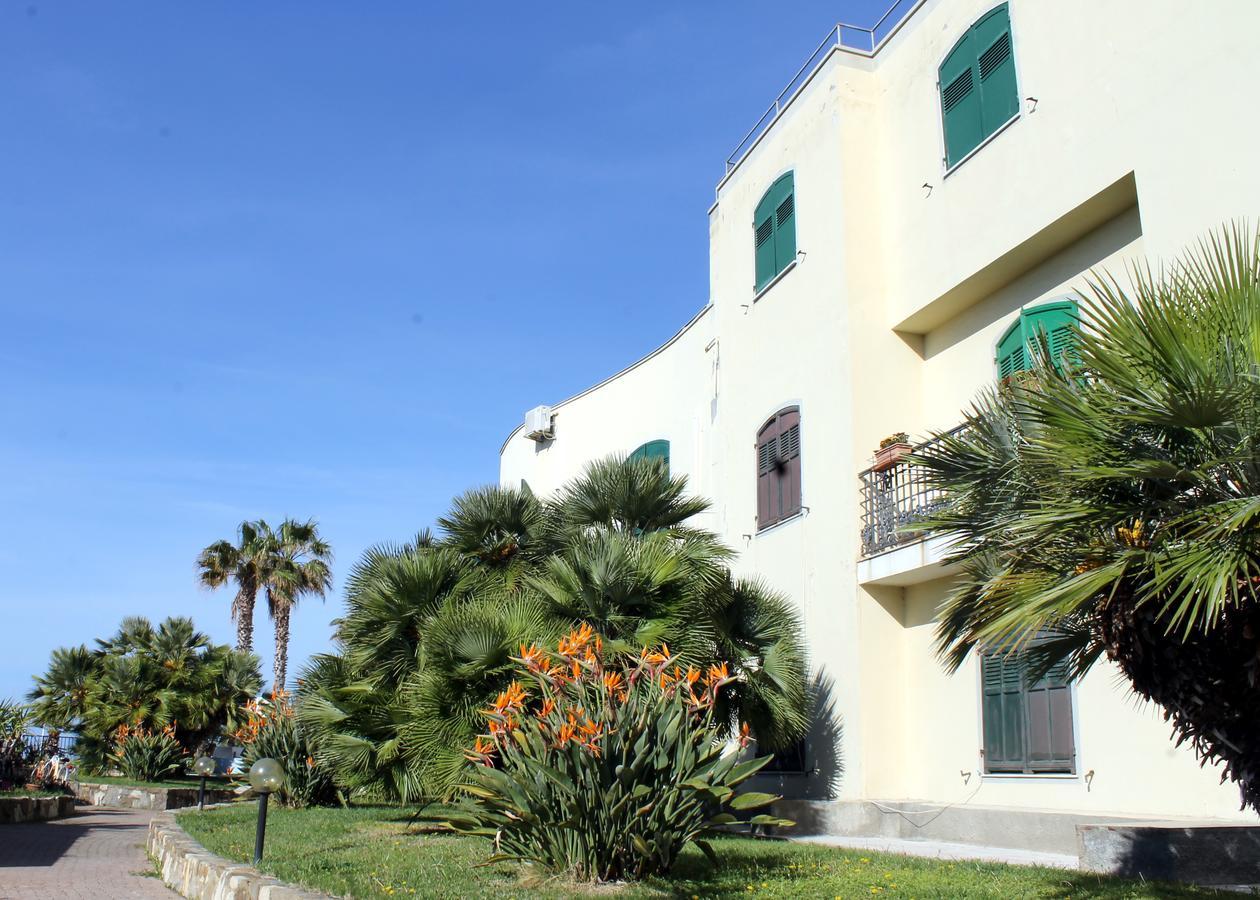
916;223;1260;811
298;456;809;802
28;616;262;771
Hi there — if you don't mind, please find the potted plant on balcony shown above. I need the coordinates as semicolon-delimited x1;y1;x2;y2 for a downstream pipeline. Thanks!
872;432;912;472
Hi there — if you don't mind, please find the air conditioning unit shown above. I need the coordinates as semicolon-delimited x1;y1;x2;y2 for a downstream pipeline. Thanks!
524;405;554;441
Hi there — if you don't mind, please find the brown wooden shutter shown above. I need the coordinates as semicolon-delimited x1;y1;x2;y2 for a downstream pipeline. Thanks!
778;408;802;519
756;416;781;526
756;407;801;529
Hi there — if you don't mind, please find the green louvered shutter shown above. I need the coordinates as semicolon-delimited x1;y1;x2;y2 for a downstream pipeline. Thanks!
974;5;1017;135
941;4;1016;168
774;189;796;274
630;439;670;473
995;317;1028;379
754;173;795;292
754;214;776;291
1023;300;1079;372
940;30;983;167
996;300;1080;378
981;652;1027;772
1025;658;1075;772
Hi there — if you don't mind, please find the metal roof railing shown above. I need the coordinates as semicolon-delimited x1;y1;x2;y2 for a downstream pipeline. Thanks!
722;0;926;179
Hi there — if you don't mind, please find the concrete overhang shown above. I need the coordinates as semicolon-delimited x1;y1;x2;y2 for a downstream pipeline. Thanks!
894;172;1139;336
857;533;960;586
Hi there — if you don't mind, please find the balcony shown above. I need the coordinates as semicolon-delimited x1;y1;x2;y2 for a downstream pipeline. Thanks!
856;428;961;586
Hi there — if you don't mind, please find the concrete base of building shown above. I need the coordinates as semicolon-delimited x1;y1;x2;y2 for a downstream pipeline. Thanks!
1078;823;1260;886
776;799;1260;887
792;833;1077;869
776;798;1144;856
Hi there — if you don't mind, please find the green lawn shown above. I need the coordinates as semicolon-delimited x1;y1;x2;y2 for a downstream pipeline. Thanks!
176;804;1226;899
80;773;234;790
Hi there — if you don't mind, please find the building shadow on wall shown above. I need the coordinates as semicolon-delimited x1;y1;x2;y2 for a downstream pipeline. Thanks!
751;671;844;803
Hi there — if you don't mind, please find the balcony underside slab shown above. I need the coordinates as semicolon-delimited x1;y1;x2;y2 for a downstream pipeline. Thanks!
857;534;959;586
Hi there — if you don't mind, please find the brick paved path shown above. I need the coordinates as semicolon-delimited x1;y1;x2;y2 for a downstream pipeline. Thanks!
0;807;177;899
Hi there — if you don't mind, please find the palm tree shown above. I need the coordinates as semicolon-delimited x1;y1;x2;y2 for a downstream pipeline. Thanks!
300;456;811;801
915;223;1260;812
197;520;268;652
298;543;486;801
262;518;333;694
28;645;94;731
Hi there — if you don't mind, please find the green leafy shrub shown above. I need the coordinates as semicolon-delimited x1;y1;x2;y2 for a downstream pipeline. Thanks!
110;723;185;783
0;699;34;786
445;625;792;883
236;693;338;808
29;616;261;773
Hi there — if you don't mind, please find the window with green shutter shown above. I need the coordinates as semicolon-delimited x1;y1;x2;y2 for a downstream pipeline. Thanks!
629;439;670;473
940;4;1018;168
753;172;796;292
981;644;1075;774
995;299;1080;379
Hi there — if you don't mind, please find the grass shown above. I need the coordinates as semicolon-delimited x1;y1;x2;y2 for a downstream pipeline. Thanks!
177;804;1229;899
0;788;66;797
80;773;234;790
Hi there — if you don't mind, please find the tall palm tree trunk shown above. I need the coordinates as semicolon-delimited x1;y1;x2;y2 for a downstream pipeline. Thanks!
272;602;291;695
232;586;256;653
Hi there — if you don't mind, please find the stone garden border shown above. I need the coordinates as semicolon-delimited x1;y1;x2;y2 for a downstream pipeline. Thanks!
148;804;332;900
0;794;76;823
77;780;239;810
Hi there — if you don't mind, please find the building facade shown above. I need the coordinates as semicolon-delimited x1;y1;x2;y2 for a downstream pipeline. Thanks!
500;0;1260;847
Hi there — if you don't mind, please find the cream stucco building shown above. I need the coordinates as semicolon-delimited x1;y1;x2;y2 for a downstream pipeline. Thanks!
499;0;1260;854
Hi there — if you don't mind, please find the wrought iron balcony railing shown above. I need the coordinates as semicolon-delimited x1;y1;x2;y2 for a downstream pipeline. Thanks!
859;427;961;558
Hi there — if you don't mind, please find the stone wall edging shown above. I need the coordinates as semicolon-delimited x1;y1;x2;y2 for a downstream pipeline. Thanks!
77;780;239;810
0;795;76;824
147;804;334;900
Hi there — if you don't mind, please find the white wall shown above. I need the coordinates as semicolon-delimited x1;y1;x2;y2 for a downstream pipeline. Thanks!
500;0;1260;824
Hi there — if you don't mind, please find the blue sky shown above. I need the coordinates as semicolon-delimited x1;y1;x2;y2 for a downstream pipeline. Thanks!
0;1;890;702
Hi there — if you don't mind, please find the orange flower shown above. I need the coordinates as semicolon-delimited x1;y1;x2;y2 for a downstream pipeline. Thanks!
519;643;546;671
602;671;624;695
558;623;595;657
704;662;729;687
539;698;556;717
684;666;701;686
466;735;497;762
492;681;528;714
738;722;752;749
641;643;672;666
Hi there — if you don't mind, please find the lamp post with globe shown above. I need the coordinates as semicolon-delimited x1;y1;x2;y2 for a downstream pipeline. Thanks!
248;758;284;864
192;755;216;810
